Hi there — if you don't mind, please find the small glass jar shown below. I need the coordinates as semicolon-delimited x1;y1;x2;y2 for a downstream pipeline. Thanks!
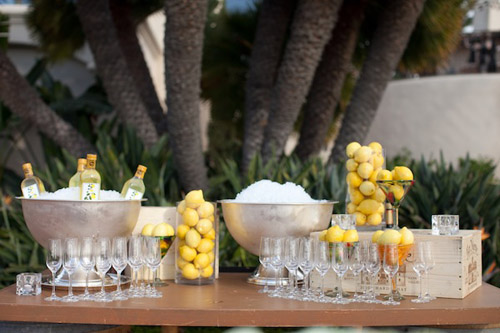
175;201;218;285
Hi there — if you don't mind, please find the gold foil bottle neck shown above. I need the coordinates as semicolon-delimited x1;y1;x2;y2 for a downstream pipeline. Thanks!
135;165;147;179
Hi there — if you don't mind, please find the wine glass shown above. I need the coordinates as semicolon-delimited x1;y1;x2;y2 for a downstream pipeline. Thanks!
45;239;62;301
421;241;435;301
284;237;300;299
382;244;400;305
365;243;381;303
128;235;144;298
411;241;428;303
144;236;162;298
298;237;314;301
269;237;285;298
61;238;79;303
313;240;330;303
258;236;272;294
348;243;364;302
331;242;349;304
111;236;128;301
95;237;112;302
79;237;95;301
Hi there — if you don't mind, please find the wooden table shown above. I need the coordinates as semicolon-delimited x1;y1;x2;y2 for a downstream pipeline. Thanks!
0;273;500;328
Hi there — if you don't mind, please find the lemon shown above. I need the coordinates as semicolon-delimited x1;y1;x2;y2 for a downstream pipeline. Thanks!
141;223;154;236
200;265;214;278
204;228;216;240
368;141;383;153
182;263;200;280
185;190;204;209
196;219;213;235
371;188;386;203
343;229;359;243
346;142;361;158
349;189;364;205
207;251;215;263
391;169;397;180
377;202;385;214
369;169;380;183
346;172;362;188
359;181;376;196
389;184;404;201
354;146;373;163
197;202;214;219
345;159;359;172
354;211;366;226
394;166;413;181
194;253;210;269
177;257;190;269
177;200;186;214
208;215;214;222
357;199;379;215
372;154;385;169
185;229;202;248
179;245;197;262
377;169;393;181
177;224;190;240
357;162;374;179
182;208;199;227
367;213;382;226
197;239;215;253
372;230;384;243
377;230;402;245
178;239;186;248
326;226;344;243
346;202;357;214
152;222;175;237
400;227;414;245
319;229;327;241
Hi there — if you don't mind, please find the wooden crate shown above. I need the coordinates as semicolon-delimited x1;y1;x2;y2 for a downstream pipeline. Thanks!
310;229;482;299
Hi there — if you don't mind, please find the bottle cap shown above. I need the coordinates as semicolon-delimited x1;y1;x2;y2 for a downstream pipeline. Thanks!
78;158;87;165
22;163;33;176
86;154;97;161
135;165;147;178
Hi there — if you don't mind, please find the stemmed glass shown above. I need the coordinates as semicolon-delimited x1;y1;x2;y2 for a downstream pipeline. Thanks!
284;237;300;299
269;237;285;298
111;236;128;301
61;238;79;303
421;241;435;301
382;244;400;305
45;239;62;301
348;243;364;302
331;242;349;304
144;236;162;298
411;241;428;303
365;243;381;303
258;236;272;294
313;240;330;303
95;237;112;302
128;235;144;298
79;237;95;301
298;237;314;301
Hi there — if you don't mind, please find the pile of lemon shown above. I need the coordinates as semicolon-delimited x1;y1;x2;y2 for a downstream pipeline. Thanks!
141;222;175;237
375;166;414;202
176;190;216;280
319;225;359;243
372;227;414;246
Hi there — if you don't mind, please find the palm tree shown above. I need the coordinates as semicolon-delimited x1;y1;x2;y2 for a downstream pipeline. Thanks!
329;0;426;163
261;0;342;163
164;0;209;191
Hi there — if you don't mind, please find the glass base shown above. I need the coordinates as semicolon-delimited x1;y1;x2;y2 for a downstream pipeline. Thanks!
44;294;62;302
384;290;405;301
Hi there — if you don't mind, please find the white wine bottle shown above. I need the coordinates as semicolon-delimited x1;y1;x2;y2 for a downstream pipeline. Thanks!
20;163;45;198
69;158;87;188
121;165;147;199
80;154;101;200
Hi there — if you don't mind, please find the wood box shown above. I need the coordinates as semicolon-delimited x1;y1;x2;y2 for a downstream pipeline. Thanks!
310;229;482;299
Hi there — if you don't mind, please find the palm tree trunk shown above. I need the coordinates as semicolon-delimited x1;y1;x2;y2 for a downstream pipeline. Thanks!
261;0;342;163
109;0;167;135
0;50;94;156
329;0;426;163
75;0;159;148
295;0;368;161
241;0;296;173
164;0;208;192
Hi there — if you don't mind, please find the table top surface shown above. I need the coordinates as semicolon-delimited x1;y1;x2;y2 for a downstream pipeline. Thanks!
1;273;500;327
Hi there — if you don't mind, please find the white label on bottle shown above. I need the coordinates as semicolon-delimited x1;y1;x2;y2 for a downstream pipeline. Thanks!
22;184;40;198
81;183;100;200
125;188;144;200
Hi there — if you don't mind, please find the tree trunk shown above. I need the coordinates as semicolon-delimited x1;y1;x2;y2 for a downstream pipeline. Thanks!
261;0;342;163
329;0;426;163
164;0;208;192
75;0;159;148
0;50;94;156
109;0;167;136
241;0;296;173
295;0;368;161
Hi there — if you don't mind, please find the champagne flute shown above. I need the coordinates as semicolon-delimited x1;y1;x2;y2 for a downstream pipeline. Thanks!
331;242;349;304
348;243;364;302
144;236;162;298
298;237;314;301
284;237;300;299
269;237;285;298
365;243;381;303
313;240;330;303
61;238;79;303
128;235;144;298
79;237;95;301
411;241;428;303
111;236;128;301
382;244;400;305
258;236;272;294
421;241;435;301
95;237;112;302
45;239;62;301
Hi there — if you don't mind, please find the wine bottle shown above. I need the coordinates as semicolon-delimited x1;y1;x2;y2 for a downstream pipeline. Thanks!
69;158;87;188
20;163;45;198
80;154;101;200
121;165;147;199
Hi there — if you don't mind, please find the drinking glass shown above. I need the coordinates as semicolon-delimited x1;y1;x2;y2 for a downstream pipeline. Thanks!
144;237;162;298
79;237;95;301
61;238;79;303
313;240;330;303
365;243;381;303
298;237;314;301
128;235;144;298
284;237;300;299
111;236;129;300
45;239;62;301
421;241;435;301
258;236;272;294
411;242;428;303
331;242;349;304
269;237;285;298
348;243;364;302
382;244;400;305
95;237;112;302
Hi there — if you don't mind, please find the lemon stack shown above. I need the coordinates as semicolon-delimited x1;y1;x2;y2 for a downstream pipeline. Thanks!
319;225;359;243
176;190;216;281
345;142;385;226
372;227;414;246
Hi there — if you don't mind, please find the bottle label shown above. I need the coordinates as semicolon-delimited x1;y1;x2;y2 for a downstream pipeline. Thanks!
81;183;100;200
22;184;40;198
125;188;144;200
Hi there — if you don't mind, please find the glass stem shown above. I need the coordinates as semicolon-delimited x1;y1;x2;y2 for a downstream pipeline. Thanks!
320;275;325;298
391;274;397;300
51;272;56;297
152;269;157;292
418;273;423;299
68;273;73;297
394;207;399;229
337;274;343;300
263;268;269;293
354;274;359;297
117;271;121;293
293;269;297;294
424;270;429;297
274;267;278;293
84;271;89;295
101;272;105;294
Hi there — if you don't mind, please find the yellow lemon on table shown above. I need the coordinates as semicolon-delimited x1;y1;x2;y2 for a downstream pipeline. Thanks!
319;229;327;241
346;159;358;172
141;223;154;236
200;265;214;278
183;208;199;227
326;225;344;243
185;190;204;209
367;213;382;226
177;200;186;214
394;166;413;181
346;172;363;188
185;229;202;248
177;224;190;240
179;245;197;262
354;211;367;226
400;227;414;245
196;219;213;235
194;253;210;269
197;239;215;253
372;230;384;243
197;201;214;219
343;229;359;243
346;142;361;158
359;181;376;196
152;222;175;237
182;263;200;280
354;146;373;163
357;199;379;215
357;162;374;179
377;230;402;245
377;169;393;181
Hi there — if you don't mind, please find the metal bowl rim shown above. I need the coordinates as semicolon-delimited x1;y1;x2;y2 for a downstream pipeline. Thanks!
17;197;147;203
218;200;338;206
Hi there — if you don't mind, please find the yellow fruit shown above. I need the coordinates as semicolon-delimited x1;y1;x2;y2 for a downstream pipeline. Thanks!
377;202;385;214
368;142;383;153
346;202;357;214
177;200;186;214
359;181;376;196
182;263;200;280
208;215;214;222
372;154;385;169
346;172;362;188
400;227;414;245
346;142;361;158
204;228;216;240
207;251;215;263
194;253;210;269
354;212;367;226
185;190;204;209
394;166;414;181
179;245;197;262
185;229;202;248
357;162;374;179
357;199;379;215
349;189;364;205
367;213;382;226
177;257;189;269
371;188;386;203
200;265;214;278
391;169;397;180
346;159;359;172
197;239;215;253
326;226;345;243
183;208;199;227
319;229;327;241
369;169;380;183
343;229;359;243
354;146;373;163
177;224;190;240
377;230;402;245
377;169;393;181
152;222;175;237
178;239;186;248
141;223;154;236
196;219;213;235
372;230;384;243
389;184;404;201
197;202;215;219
